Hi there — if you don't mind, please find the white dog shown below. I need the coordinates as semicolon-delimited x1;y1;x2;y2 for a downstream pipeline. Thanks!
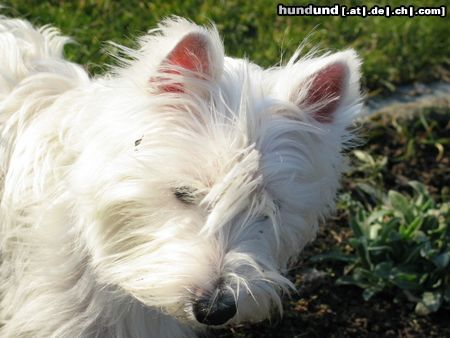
0;16;362;337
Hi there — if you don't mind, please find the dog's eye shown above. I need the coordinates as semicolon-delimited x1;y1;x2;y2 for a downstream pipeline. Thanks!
173;186;197;204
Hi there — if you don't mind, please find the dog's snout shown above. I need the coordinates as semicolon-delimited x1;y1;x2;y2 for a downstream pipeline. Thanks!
192;285;237;326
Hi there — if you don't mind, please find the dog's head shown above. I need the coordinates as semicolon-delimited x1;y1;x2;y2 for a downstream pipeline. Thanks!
72;17;362;328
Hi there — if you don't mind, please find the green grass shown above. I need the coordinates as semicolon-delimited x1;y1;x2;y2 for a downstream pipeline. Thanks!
2;0;448;93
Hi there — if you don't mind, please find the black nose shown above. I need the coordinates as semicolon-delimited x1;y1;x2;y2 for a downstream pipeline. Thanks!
192;286;237;326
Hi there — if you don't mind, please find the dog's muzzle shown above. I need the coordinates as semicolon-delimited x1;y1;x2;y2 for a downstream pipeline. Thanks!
192;284;237;326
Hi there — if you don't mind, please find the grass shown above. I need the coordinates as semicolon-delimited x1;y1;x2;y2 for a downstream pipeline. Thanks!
1;0;448;93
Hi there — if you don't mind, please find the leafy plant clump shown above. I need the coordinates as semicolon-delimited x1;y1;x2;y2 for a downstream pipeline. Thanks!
314;181;450;315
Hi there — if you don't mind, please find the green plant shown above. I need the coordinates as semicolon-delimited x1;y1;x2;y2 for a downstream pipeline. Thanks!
314;181;450;315
352;150;387;186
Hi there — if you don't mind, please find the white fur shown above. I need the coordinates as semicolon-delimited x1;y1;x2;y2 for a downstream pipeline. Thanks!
0;16;362;337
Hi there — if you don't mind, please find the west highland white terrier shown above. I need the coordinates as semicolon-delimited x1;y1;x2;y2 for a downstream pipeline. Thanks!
0;16;362;337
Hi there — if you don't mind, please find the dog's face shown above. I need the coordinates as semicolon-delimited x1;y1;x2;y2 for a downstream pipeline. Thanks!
72;18;361;327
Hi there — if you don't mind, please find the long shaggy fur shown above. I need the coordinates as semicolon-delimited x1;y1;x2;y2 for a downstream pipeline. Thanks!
0;16;362;337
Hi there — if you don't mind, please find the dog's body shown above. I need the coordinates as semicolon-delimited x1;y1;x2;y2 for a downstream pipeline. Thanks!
0;16;362;337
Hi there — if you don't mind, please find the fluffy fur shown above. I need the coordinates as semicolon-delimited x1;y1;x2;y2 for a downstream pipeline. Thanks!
0;16;362;337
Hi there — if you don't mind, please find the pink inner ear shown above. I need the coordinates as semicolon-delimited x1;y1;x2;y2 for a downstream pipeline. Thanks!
157;33;210;93
167;34;210;74
306;63;347;123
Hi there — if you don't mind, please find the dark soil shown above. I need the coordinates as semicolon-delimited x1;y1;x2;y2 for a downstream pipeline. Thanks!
214;105;450;337
358;106;450;199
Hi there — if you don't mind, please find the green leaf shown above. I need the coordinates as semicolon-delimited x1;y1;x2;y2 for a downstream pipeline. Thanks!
329;178;449;312
367;245;393;253
336;275;360;286
419;273;429;285
444;286;450;303
409;181;427;197
355;183;383;204
390;270;421;290
404;244;424;264
415;292;442;315
388;190;408;211
432;279;442;288
350;210;365;238
337;268;378;289
353;150;375;165
373;261;393;280
369;223;382;240
356;237;373;270
363;287;380;301
388;190;414;223
418;198;434;213
354;268;378;284
366;210;389;226
421;247;439;260
402;216;423;238
432;252;450;270
310;250;356;263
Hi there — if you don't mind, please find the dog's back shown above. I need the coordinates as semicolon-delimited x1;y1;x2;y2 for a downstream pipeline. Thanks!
0;16;89;198
0;17;69;98
0;19;92;336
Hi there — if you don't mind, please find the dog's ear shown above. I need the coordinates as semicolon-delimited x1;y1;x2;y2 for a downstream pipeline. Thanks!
153;30;223;93
281;50;361;125
121;18;223;94
299;62;348;123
